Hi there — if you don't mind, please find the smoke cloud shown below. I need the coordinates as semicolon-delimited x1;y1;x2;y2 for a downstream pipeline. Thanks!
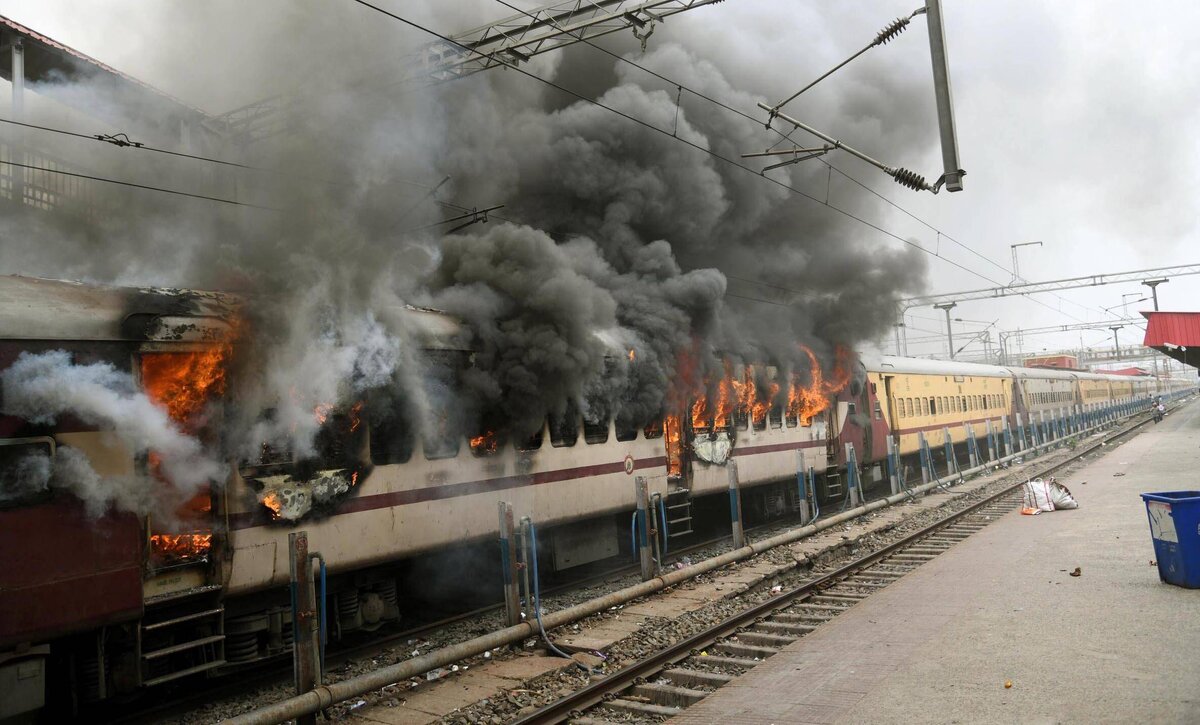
0;1;929;497
0;351;224;517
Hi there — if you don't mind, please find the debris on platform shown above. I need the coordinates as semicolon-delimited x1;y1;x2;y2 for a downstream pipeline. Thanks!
1070;567;1082;577
1022;477;1078;513
1005;680;1013;689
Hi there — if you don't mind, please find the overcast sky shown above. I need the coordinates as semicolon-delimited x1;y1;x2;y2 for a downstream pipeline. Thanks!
2;0;1197;365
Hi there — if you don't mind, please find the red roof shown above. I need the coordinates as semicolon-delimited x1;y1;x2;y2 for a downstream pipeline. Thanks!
1142;311;1200;369
1105;367;1151;376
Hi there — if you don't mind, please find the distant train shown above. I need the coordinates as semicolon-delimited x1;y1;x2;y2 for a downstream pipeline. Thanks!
0;274;1194;717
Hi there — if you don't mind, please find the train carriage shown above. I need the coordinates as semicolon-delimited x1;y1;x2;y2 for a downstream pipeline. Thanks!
1;274;1194;718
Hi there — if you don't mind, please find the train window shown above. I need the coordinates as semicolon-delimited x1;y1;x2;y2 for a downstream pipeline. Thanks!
846;402;857;417
0;438;56;509
615;413;639;442
583;393;611;444
550;404;579;447
517;429;544;451
643;419;664;439
582;415;609;444
928;397;936;415
961;396;966;412
422;423;460;460
785;409;799;428
368;407;414;465
873;401;882;420
909;398;915;416
769;402;784;428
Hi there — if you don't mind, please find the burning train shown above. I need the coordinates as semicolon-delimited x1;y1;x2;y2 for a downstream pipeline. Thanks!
0;274;1194;718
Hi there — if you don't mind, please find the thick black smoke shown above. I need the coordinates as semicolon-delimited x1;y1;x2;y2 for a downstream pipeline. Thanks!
0;1;929;490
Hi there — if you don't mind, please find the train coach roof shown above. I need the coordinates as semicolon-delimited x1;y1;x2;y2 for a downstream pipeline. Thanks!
0;275;463;346
866;354;1012;378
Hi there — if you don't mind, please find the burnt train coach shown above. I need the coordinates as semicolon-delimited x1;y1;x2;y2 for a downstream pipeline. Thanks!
0;275;852;715
0;275;1193;718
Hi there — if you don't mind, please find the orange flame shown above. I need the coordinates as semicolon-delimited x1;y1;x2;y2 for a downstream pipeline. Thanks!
664;414;683;479
141;340;232;429
786;345;852;425
149;532;213;560
141;327;238;565
470;430;499;456
261;491;284;520
628;348;636;362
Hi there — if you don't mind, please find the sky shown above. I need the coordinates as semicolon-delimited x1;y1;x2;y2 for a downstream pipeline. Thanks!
1;0;1197;367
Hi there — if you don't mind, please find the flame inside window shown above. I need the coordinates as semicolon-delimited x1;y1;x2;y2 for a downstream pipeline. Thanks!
141;341;232;567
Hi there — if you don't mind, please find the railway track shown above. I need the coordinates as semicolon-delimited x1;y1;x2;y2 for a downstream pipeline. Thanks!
510;414;1157;725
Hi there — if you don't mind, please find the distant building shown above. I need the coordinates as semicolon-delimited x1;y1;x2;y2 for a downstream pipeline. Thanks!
1022;354;1078;369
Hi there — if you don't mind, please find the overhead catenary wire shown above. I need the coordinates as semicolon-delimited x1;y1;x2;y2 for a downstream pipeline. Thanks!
0;159;274;210
0;116;259;170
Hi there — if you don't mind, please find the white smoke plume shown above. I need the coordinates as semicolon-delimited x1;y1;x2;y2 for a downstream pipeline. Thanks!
0;351;225;516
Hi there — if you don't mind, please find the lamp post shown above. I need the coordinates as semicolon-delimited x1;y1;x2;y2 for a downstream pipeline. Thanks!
1009;241;1043;285
934;302;958;359
1109;325;1124;361
1142;278;1169;311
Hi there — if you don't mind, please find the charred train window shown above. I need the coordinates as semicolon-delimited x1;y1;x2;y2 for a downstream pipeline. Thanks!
769;401;783;429
615;412;639;442
550;403;579;447
368;394;414;466
643;418;664;439
517;428;544;451
0;438;55;509
582;393;610;444
469;411;506;457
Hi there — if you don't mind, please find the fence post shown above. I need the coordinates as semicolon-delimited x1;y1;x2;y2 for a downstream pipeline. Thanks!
498;502;521;627
635;476;656;580
942;427;958;479
796;450;810;525
288;532;318;725
918;431;931;485
727;461;745;549
844;443;862;507
964;423;979;469
886;436;900;496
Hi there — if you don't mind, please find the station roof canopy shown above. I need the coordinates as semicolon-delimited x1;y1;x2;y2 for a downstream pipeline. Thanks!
1141;311;1200;371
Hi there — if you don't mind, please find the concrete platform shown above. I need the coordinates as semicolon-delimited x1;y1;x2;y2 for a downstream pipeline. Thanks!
670;400;1200;725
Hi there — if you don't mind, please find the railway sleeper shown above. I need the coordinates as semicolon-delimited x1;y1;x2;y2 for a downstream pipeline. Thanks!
753;621;817;635
737;631;797;648
841;578;890;587
604;698;682;718
631;682;709;707
776;609;839;619
694;654;760;670
810;594;863;605
662;667;734;689
715;641;779;660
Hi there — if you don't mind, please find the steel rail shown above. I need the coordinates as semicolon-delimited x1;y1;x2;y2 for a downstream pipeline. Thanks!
511;406;1169;724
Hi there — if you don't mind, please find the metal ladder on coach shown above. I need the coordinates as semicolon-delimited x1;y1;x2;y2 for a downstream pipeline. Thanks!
823;466;843;500
139;588;227;687
666;488;694;540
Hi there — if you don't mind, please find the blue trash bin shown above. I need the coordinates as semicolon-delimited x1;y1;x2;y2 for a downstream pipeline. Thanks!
1141;491;1200;589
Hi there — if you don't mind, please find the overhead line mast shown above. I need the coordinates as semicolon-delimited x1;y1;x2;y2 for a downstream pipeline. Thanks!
218;0;729;143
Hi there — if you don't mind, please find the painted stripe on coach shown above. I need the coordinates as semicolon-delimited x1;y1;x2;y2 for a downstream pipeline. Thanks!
229;436;829;531
894;414;1008;435
228;455;667;530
